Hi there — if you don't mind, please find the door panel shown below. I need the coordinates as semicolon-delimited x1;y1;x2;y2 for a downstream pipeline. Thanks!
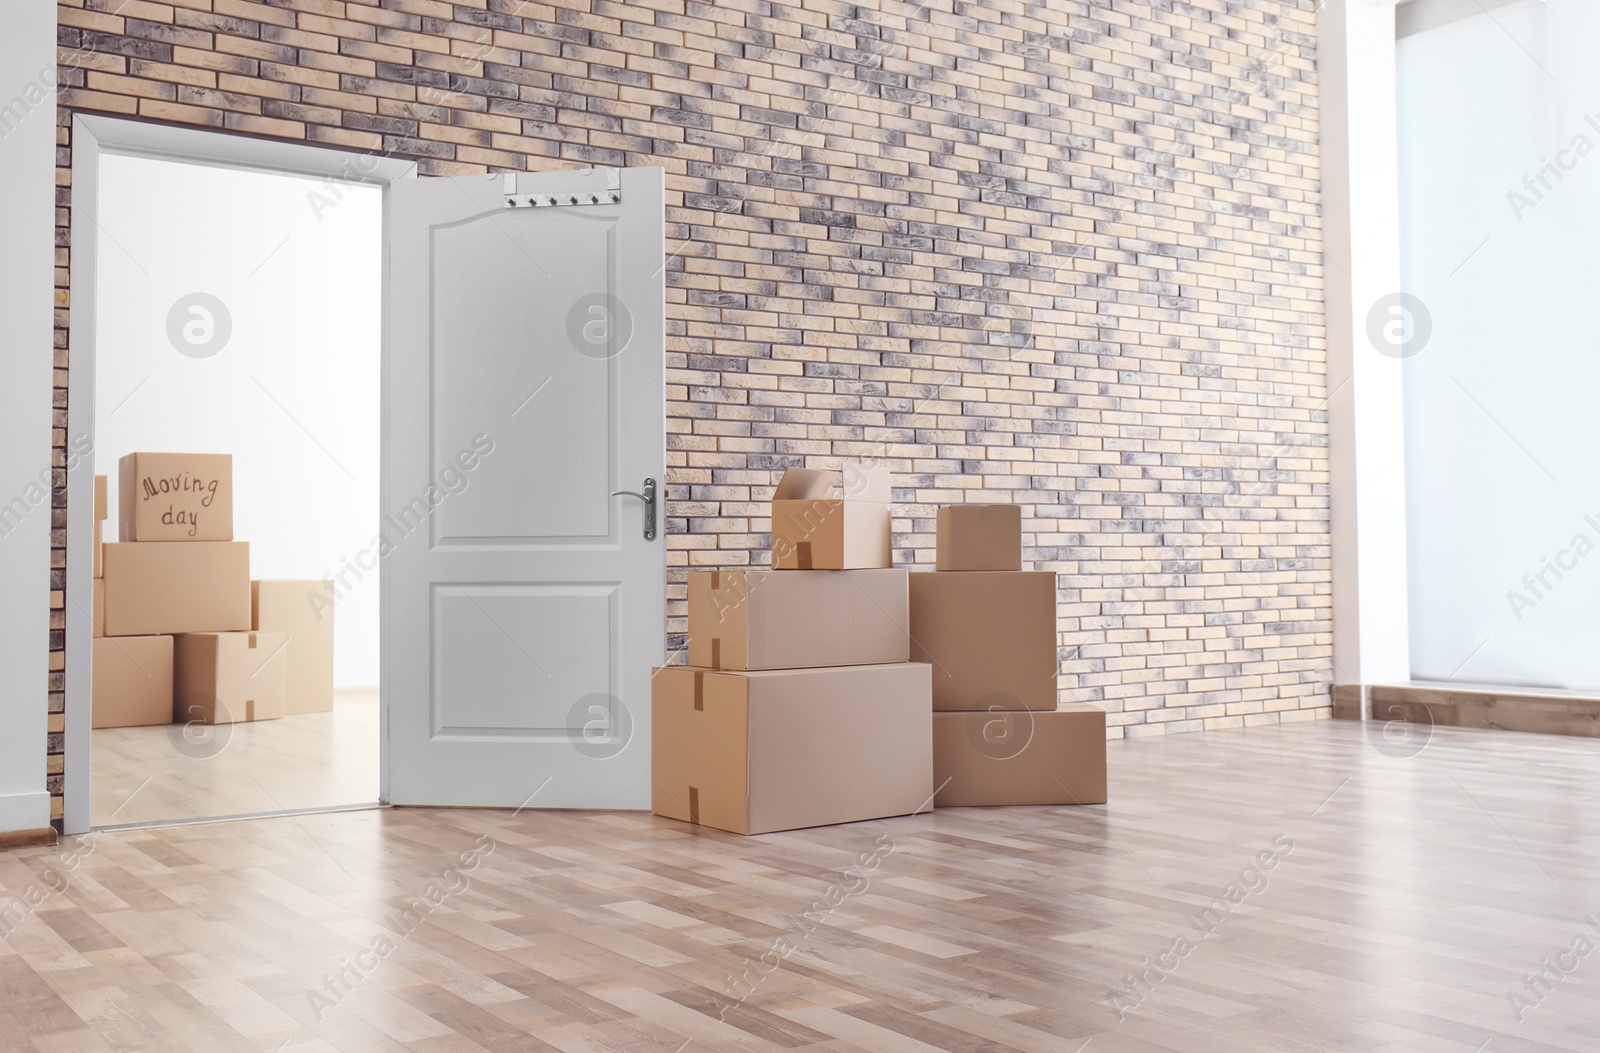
429;209;615;543
384;167;664;808
431;583;615;736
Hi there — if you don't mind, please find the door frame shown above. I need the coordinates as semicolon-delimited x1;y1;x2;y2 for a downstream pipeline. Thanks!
62;115;416;834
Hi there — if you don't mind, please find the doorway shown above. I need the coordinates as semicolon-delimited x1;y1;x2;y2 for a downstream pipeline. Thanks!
89;154;380;827
62;117;667;835
63;118;415;833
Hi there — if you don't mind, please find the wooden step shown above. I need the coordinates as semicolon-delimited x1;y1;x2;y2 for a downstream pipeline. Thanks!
1349;682;1600;738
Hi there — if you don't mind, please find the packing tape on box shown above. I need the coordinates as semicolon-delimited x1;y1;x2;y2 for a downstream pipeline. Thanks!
795;541;813;569
688;786;700;824
709;638;721;669
693;670;704;711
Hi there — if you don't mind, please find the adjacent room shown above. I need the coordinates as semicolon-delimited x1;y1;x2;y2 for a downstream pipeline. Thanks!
88;152;382;826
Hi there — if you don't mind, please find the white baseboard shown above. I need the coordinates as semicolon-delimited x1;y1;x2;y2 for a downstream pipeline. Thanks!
0;790;50;834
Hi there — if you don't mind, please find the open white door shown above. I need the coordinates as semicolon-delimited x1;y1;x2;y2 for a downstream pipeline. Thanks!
383;167;664;808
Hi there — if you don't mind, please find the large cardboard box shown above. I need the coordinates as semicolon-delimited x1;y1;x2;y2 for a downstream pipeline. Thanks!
118;452;233;542
653;663;934;835
174;631;288;725
101;541;251;637
932;705;1106;807
252;580;335;714
909;570;1058;711
936;504;1021;571
92;635;174;729
770;462;892;570
687;568;908;670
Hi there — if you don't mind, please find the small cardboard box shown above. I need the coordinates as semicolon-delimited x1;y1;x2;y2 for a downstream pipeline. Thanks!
92;577;104;638
936;504;1022;571
174;631;288;725
94;474;108;521
252;580;335;714
93;519;103;578
909;570;1058;711
770;462;892;570
92;635;174;729
101;541;251;637
688;568;908;670
653;662;934;835
118;452;233;542
933;705;1106;807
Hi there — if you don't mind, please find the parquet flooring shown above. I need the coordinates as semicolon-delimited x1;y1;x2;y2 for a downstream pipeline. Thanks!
8;719;1600;1051
89;689;379;827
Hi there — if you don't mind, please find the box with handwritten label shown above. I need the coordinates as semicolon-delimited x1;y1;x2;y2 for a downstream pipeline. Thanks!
118;452;233;542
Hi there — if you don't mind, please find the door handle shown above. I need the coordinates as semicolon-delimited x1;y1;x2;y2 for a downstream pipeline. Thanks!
610;477;657;541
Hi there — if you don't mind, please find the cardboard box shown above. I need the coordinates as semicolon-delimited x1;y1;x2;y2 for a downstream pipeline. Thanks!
94;474;107;575
933;705;1106;807
252;580;335;714
688;568;908;670
909;571;1058;711
93;577;104;638
653;663;934;835
770;462;892;570
118;452;233;542
174;631;288;725
101;541;251;637
92;635;174;729
936;504;1022;571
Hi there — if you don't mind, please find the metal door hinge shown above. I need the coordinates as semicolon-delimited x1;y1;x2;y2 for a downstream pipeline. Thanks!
503;169;621;208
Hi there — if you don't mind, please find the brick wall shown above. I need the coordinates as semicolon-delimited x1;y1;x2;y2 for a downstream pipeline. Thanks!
49;0;1330;824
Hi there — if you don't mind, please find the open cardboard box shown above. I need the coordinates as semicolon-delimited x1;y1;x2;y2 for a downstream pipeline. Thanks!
769;462;892;570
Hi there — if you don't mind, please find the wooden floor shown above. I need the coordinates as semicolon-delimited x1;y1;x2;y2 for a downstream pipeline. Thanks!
90;688;379;828
11;719;1600;1052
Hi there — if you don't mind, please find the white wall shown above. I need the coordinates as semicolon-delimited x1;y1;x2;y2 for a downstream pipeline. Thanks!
1398;0;1600;689
0;2;57;832
94;154;382;686
1319;0;1413;689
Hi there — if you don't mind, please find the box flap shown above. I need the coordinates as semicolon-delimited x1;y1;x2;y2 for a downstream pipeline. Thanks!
840;461;892;503
773;467;838;500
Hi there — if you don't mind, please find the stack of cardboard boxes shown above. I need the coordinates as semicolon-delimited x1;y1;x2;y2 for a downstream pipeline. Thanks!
90;468;178;729
913;504;1107;807
653;463;935;835
91;452;335;729
652;467;1108;837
